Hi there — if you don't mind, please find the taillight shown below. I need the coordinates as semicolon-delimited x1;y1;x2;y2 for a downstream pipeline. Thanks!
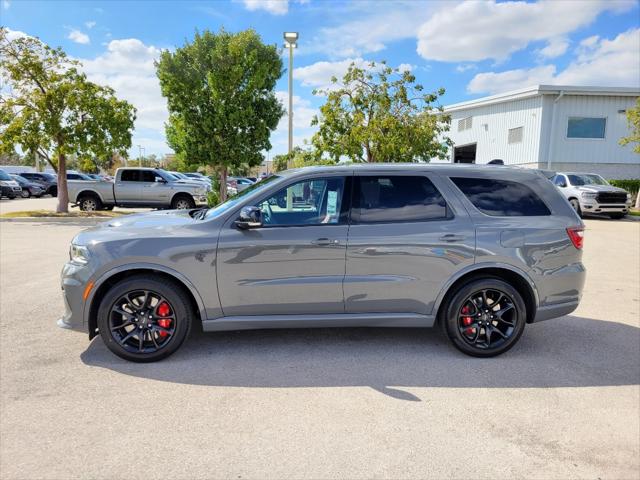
567;226;584;250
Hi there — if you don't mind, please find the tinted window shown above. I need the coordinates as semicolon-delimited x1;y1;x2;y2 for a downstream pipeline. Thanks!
257;177;346;226
141;170;162;182
451;177;550;216
120;170;140;182
567;117;606;139
353;176;448;223
567;174;608;186
67;173;81;180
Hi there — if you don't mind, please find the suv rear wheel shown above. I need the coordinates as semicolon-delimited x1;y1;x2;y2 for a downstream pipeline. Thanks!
97;275;193;362
442;278;526;357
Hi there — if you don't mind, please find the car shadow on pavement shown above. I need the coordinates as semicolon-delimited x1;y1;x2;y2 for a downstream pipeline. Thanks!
81;315;640;401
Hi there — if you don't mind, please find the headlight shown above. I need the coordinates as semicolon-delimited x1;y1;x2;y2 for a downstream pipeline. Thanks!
581;192;597;199
627;193;632;201
70;244;90;265
0;181;9;186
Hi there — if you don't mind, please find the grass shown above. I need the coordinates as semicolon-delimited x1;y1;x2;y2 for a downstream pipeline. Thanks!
629;209;640;217
0;209;128;218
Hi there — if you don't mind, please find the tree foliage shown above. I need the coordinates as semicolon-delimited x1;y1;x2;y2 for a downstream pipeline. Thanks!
0;28;136;212
272;146;335;172
620;97;640;154
311;61;451;163
156;28;284;201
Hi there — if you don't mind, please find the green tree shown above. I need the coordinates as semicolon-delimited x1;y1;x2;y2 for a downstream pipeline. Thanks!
0;28;136;212
312;61;451;163
620;97;640;154
272;146;334;171
156;28;284;201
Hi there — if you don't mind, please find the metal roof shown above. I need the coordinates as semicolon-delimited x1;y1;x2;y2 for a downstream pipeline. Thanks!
444;84;640;113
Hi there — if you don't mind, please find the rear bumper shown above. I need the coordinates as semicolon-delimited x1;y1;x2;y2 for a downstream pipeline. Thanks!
532;300;579;323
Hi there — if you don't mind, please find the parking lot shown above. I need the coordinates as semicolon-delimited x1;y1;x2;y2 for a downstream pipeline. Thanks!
0;213;638;479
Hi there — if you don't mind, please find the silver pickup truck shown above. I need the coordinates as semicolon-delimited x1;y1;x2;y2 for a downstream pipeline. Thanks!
552;172;632;219
67;167;210;211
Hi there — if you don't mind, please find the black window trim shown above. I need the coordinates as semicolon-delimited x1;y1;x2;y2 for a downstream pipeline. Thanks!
244;174;353;229
350;173;453;226
449;175;552;217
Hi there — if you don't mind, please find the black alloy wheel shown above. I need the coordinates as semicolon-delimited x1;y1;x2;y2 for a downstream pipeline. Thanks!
443;278;526;357
97;275;193;362
108;290;177;354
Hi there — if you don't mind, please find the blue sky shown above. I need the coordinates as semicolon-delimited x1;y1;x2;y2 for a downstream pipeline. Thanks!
2;0;639;158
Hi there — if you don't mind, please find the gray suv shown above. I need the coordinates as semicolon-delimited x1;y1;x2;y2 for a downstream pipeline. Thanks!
59;164;586;362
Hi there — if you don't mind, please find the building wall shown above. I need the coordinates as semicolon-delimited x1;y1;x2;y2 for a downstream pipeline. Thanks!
518;162;640;180
542;95;639;168
441;95;543;165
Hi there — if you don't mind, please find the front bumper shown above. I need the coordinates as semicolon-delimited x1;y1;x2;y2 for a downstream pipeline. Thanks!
195;195;208;205
580;200;631;214
58;261;92;333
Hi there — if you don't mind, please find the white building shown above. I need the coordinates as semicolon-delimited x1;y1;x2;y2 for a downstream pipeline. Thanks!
440;85;640;179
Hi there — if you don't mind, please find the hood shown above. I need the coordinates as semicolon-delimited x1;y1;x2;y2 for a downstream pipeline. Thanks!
105;209;196;229
576;185;627;193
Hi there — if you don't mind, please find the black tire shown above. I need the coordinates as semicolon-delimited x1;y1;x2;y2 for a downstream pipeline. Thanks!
21;190;30;198
171;194;195;210
441;277;526;357
97;275;193;362
569;198;582;217
8;195;16;200
78;194;102;212
609;213;625;219
50;187;58;197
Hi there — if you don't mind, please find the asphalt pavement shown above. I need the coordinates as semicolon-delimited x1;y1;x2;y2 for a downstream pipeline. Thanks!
0;216;638;479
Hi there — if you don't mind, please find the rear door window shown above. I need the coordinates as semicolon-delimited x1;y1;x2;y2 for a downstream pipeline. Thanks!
120;170;141;182
451;177;550;216
352;175;448;223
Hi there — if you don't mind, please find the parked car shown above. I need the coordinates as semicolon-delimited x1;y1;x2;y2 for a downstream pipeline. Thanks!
227;176;255;192
67;172;94;181
0;169;22;199
10;174;45;197
169;171;211;187
17;172;57;196
65;167;210;211
85;174;109;181
553;172;632;219
59;164;585;362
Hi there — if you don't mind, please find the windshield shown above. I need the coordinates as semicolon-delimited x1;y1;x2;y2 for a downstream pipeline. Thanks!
203;175;281;220
11;175;27;185
568;174;609;186
0;170;12;181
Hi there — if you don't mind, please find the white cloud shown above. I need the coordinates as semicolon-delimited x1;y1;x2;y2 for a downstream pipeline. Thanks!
397;63;415;73
417;0;635;62
4;28;29;41
294;58;412;91
537;37;569;59
275;91;317;129
467;29;640;94
67;29;90;45
294;58;370;90
2;0;10;10
78;38;170;153
468;65;557;94
305;2;436;58
455;64;477;73
84;21;96;29
242;0;289;15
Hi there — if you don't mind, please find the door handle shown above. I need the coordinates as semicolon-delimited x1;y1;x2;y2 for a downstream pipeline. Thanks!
312;238;340;246
439;234;466;242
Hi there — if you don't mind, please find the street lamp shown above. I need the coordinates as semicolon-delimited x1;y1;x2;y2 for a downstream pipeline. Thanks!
283;32;298;161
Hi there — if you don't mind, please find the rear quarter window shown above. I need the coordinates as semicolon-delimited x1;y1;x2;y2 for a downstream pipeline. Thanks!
451;177;551;216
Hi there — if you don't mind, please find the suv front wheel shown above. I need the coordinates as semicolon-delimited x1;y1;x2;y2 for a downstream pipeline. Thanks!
442;278;526;357
97;275;193;362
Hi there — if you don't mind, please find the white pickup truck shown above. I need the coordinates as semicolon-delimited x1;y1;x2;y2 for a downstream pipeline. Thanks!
67;167;210;211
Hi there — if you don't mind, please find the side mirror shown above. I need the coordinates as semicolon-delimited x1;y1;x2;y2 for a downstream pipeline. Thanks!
155;177;167;183
235;206;262;229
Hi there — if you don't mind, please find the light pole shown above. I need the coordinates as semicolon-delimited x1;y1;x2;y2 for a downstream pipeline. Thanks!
137;145;144;167
283;32;298;164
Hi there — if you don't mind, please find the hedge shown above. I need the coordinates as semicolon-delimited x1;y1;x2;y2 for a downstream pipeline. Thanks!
609;179;640;195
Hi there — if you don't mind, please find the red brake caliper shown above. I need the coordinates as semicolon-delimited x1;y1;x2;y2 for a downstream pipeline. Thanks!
461;305;475;335
156;302;172;338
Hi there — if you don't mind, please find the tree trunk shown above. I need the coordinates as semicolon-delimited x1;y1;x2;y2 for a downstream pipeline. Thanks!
635;191;640;209
219;165;228;202
56;152;69;213
365;143;373;162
